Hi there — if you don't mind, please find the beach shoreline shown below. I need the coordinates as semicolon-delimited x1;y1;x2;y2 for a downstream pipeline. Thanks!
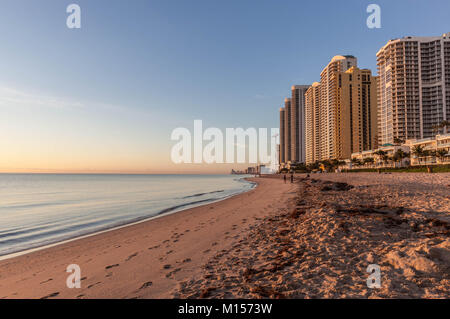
0;176;298;299
0;177;257;262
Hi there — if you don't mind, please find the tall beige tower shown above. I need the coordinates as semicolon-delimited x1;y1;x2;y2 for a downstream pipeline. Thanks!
291;85;310;164
305;82;321;164
304;57;378;163
320;55;358;159
335;67;378;159
377;33;450;145
284;98;292;162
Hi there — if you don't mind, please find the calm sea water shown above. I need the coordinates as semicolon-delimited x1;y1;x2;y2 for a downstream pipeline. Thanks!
0;174;254;257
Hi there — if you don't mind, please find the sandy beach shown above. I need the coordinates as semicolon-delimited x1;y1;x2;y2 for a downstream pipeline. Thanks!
176;173;450;299
0;177;298;299
1;173;449;299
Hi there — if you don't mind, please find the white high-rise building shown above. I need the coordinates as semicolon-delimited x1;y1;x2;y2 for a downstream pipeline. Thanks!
377;33;450;145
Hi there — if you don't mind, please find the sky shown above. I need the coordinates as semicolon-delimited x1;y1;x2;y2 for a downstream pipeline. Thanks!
0;0;449;173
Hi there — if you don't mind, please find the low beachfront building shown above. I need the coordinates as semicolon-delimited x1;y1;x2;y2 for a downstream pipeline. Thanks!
348;133;450;168
350;144;411;168
405;133;450;166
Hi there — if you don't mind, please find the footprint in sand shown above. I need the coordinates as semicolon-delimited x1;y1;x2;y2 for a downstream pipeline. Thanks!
140;282;153;290
105;264;119;270
41;292;59;299
165;268;181;278
40;278;53;284
125;252;138;261
87;282;101;289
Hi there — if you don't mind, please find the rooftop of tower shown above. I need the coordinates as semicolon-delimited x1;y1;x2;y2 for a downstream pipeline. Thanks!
331;55;356;62
291;85;310;90
378;33;450;55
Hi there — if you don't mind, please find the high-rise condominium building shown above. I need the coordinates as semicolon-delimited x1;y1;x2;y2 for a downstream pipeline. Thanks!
377;33;450;145
291;85;310;164
304;56;378;163
335;67;378;159
320;55;358;159
279;107;285;164
305;82;321;164
284;98;292;162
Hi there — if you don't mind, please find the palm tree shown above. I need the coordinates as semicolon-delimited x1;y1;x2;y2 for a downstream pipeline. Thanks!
439;120;450;131
412;145;425;165
432;120;450;135
384;155;393;167
380;152;390;166
393;149;409;167
307;161;320;172
436;149;448;163
363;157;375;167
329;159;339;169
351;158;362;168
373;150;387;167
421;150;434;164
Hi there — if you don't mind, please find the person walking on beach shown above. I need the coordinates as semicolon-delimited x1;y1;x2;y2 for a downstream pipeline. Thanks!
283;174;286;183
290;174;294;183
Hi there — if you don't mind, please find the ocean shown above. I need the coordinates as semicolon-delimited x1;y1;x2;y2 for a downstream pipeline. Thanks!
0;174;255;257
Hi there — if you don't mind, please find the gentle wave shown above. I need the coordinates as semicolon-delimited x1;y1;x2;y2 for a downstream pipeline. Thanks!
182;190;225;199
0;174;254;257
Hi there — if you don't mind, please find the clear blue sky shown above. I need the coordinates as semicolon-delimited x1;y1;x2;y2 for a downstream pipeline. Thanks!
0;0;449;173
